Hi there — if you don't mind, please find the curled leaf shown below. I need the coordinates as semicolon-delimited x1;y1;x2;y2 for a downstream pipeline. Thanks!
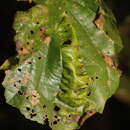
2;0;122;130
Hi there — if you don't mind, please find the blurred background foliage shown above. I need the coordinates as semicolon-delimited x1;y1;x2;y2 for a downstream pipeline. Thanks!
0;0;130;130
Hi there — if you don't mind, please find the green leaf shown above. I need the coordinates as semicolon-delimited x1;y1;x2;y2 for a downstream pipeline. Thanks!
2;0;122;130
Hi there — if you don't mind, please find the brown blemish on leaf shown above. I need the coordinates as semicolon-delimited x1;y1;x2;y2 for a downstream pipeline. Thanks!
95;13;104;33
39;27;46;41
29;89;40;106
72;4;79;9
16;40;29;55
70;114;80;122
40;27;46;33
9;78;17;83
30;40;35;43
22;72;30;86
44;36;52;46
104;55;119;71
79;110;96;126
67;114;80;123
18;48;29;55
53;92;58;97
5;70;12;75
27;59;32;64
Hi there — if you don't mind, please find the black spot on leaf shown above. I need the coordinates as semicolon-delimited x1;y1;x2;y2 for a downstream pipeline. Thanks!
28;61;32;64
87;92;91;96
53;121;57;125
30;113;37;118
18;80;21;83
106;31;108;35
32;109;35;113
20;47;23;51
54;115;58;118
43;105;46;108
26;96;29;100
54;106;60;112
63;40;72;45
30;30;34;34
96;76;99;79
44;118;49;125
17;68;21;72
18;91;23;95
57;119;60;122
38;57;41;60
91;77;94;80
26;107;30;111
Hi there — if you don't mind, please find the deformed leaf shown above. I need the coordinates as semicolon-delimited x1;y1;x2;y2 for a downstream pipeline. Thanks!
2;0;122;130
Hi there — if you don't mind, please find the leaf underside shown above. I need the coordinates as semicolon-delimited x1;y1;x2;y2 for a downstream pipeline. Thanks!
2;0;122;130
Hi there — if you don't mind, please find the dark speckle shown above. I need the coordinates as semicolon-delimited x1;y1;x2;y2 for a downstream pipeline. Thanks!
28;61;32;64
54;106;60;112
16;58;19;63
30;30;34;34
82;88;85;90
43;105;46;108
30;113;37;118
54;115;58;118
38;57;41;60
65;11;68;14
106;31;108;35
53;121;57;125
96;76;99;79
63;40;72;45
26;107;30;111
44;118;49;125
18;80;21;83
18;91;23;95
32;109;35;113
20;48;23;51
26;96;29;100
32;95;36;98
88;110;94;114
91;77;94;80
87;92;91;96
18;68;21;72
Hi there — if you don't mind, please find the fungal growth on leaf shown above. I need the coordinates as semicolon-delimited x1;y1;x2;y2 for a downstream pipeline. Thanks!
1;0;122;130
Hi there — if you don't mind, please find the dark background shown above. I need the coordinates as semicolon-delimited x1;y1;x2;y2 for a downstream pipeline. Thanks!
0;0;130;130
